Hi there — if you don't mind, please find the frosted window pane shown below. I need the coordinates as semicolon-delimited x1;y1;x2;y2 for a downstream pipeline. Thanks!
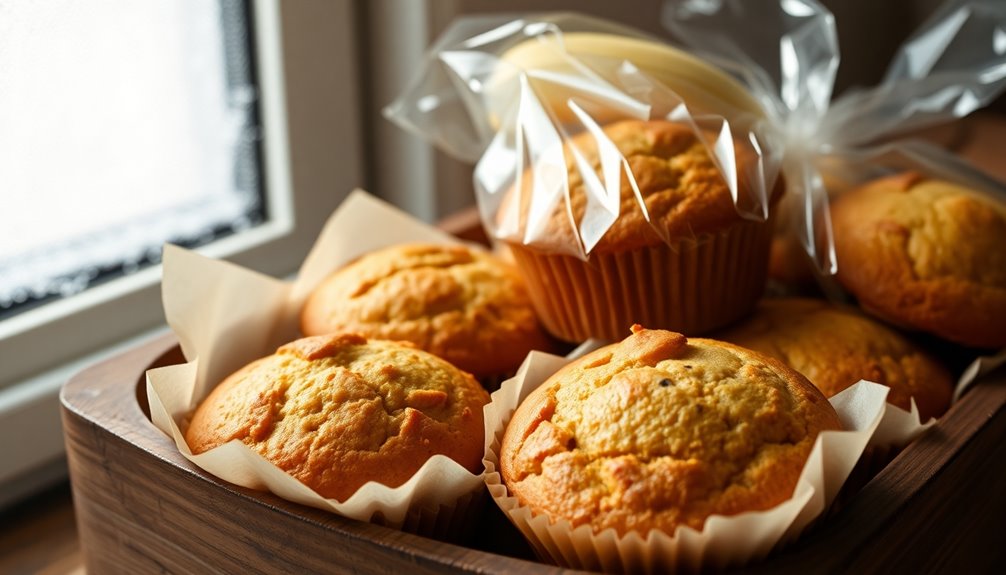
0;0;263;317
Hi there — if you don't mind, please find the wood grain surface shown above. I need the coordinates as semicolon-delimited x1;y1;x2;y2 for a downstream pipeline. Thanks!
0;482;83;575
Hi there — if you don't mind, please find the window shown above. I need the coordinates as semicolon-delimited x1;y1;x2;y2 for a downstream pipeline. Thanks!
0;0;266;323
0;0;362;505
0;0;738;509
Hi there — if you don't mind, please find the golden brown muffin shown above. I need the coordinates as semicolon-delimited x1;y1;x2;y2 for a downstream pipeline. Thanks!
300;243;552;380
499;326;841;536
500;119;783;342
831;173;1006;348
508;120;769;252
768;231;818;291
715;298;954;420
185;332;490;502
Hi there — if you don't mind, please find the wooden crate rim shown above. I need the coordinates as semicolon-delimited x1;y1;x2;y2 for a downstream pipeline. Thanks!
60;330;1006;573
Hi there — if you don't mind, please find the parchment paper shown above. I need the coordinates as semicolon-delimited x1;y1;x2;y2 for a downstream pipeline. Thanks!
482;350;891;572
146;190;482;527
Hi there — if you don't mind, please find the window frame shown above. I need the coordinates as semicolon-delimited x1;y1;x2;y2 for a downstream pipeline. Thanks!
0;0;362;391
0;0;363;503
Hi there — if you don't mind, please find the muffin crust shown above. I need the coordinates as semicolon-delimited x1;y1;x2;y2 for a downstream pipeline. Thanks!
301;244;552;378
186;333;490;502
500;326;841;536
505;120;779;254
832;173;1006;348
716;298;953;420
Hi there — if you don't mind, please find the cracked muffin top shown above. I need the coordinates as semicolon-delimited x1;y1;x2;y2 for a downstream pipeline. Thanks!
499;326;841;536
498;119;781;254
715;298;953;420
832;173;1006;348
300;243;552;380
185;332;490;502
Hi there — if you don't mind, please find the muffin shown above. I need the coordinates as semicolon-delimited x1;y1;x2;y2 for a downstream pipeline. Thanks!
499;325;841;537
300;243;552;382
716;298;954;420
767;222;819;293
831;172;1006;348
185;332;490;502
498;119;782;342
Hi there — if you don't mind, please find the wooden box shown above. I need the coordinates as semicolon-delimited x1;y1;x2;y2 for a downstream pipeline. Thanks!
61;213;1006;573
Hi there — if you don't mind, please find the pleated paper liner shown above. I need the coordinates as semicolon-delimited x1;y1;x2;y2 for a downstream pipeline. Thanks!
826;398;936;518
376;489;486;543
828;350;1006;516
482;350;890;573
508;216;774;343
148;362;488;539
147;191;494;540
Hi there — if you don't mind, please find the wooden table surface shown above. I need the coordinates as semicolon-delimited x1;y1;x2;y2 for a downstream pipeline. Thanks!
0;482;82;575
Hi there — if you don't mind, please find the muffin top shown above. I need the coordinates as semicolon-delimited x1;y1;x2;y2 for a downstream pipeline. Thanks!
716;298;953;420
832;173;1006;348
500;120;780;254
499;326;841;536
300;243;552;379
185;332;490;502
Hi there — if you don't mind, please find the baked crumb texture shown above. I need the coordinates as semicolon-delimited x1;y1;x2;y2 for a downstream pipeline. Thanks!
300;244;552;379
500;327;841;537
832;173;1006;348
185;332;490;502
505;119;775;254
716;298;953;420
534;120;750;253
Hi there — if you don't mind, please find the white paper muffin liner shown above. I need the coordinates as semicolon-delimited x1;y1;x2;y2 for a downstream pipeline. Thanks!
840;349;1006;501
146;190;485;532
482;349;893;573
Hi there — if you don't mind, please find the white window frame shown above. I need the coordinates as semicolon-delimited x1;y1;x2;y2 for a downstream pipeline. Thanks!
0;0;362;505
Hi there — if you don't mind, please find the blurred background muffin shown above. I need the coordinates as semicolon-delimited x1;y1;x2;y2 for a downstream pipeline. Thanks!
715;297;954;420
300;243;553;383
831;173;1006;349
